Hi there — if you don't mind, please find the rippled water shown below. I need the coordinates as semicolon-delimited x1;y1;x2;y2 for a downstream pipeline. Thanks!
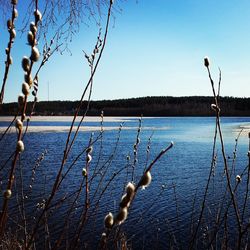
0;116;250;249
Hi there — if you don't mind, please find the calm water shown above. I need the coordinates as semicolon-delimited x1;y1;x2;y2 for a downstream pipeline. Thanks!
0;117;250;249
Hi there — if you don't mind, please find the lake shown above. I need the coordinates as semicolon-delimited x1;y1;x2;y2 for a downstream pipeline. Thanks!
0;116;250;249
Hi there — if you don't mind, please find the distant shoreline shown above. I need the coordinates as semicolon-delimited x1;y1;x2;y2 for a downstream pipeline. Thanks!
1;96;250;117
0;116;171;133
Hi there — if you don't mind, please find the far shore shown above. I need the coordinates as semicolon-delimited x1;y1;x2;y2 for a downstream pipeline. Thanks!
0;116;166;123
0;116;170;133
0;126;133;133
0;116;134;122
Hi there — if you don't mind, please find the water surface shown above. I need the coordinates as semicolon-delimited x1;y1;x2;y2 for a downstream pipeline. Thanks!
0;116;249;249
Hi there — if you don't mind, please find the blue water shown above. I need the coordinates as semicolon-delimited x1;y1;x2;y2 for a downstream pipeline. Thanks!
0;117;250;249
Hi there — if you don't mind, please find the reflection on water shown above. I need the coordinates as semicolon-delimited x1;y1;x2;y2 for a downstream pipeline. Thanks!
0;117;250;249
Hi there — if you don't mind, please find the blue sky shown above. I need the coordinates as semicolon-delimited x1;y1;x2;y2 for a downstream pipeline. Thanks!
1;0;250;103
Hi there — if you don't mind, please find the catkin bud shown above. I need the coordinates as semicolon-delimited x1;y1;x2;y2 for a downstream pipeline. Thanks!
4;189;12;199
15;119;23;130
24;73;33;86
34;9;42;22
82;168;87;177
139;171;152;189
211;104;220;112
27;31;34;45
115;208;128;225
21;113;26;121
22;56;30;72
100;233;107;245
7;19;12;29
86;146;93;154
204;57;210;67
22;82;30;96
16;140;24;152
211;104;217;110
86;154;92;163
126;182;135;198
5;48;9;54
30;47;40;62
236;175;241;182
11;0;18;5
120;194;131;208
30;22;37;34
18;94;24;106
104;212;114;229
13;8;18;18
10;29;16;39
7;56;13;65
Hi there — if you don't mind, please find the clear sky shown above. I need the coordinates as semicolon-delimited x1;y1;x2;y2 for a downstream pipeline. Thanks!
1;0;250;103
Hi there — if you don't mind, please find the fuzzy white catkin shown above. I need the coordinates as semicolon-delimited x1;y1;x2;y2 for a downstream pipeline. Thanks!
34;9;42;22
86;154;92;163
11;0;18;5
86;146;93;154
22;82;30;96
101;233;107;244
236;175;241;182
115;207;128;225
30;22;37;34
22;56;30;72
7;19;12;29
18;95;24;106
211;104;217;110
30;47;40;62
140;171;152;189
10;29;16;39
120;194;130;208
13;8;18;18
82;168;87;177
126;182;135;198
104;212;114;229
15;119;23;130
16;140;24;152
8;56;13;65
4;189;12;199
24;73;33;86
27;31;34;45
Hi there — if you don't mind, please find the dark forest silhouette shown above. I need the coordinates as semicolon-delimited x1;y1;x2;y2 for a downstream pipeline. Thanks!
1;96;250;116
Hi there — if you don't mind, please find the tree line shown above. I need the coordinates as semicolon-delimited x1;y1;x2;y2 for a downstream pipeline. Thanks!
1;96;250;116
